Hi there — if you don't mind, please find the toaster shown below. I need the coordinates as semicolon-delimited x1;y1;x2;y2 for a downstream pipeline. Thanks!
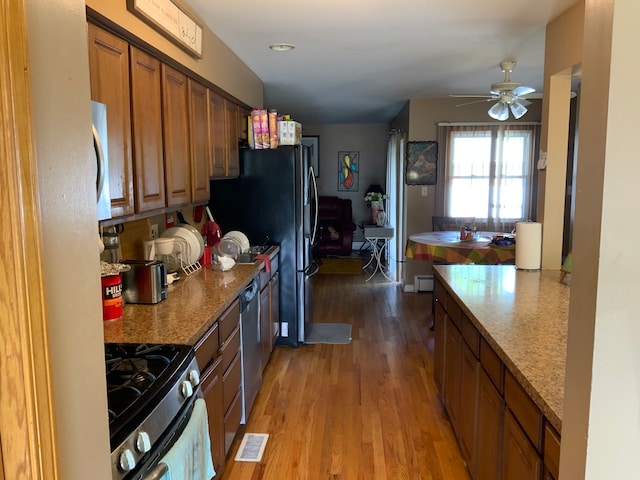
121;260;167;304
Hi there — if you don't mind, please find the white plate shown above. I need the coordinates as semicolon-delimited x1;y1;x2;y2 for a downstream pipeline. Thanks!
162;226;204;265
223;230;250;253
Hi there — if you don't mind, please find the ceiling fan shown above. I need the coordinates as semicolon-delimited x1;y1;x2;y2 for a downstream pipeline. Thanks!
451;60;539;121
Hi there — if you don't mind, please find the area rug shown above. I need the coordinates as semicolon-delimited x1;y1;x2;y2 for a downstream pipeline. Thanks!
317;257;362;275
305;323;352;344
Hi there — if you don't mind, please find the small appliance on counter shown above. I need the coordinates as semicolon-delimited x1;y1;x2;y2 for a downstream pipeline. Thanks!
120;259;168;304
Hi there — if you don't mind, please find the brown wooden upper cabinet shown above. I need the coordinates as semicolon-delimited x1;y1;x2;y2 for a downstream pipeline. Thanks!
208;91;241;179
130;46;166;213
87;23;135;218
161;64;191;208
225;100;240;177
188;79;210;202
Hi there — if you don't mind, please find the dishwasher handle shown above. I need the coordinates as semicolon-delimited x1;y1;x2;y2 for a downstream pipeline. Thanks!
239;279;259;310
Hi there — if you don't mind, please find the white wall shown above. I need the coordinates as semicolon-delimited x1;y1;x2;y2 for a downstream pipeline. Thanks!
25;0;112;478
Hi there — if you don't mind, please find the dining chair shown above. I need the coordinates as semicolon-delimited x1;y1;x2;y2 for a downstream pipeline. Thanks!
431;216;486;232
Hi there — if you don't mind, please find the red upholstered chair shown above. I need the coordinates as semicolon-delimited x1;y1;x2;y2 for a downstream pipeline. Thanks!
314;196;355;256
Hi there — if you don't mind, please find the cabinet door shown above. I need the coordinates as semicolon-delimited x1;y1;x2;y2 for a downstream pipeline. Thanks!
476;369;504;480
87;24;134;218
188;79;210;202
161;64;190;207
260;285;271;371
459;340;479;474
200;356;224;476
208;90;227;177
502;409;541;480
238;106;250;143
130;47;165;212
271;271;280;346
444;315;461;433
225;100;240;177
433;301;447;396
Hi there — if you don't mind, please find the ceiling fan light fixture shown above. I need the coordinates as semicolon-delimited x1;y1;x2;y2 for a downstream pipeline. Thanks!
509;100;528;119
269;43;295;52
488;102;509;121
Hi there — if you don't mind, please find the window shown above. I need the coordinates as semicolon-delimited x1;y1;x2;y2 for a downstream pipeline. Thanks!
442;124;536;230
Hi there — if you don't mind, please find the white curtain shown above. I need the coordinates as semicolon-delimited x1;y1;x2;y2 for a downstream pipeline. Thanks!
385;130;405;282
439;123;538;232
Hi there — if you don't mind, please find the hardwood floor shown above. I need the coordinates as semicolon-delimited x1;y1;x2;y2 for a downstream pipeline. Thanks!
221;271;470;479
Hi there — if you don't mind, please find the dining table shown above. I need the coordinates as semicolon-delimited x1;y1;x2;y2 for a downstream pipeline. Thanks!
405;231;516;265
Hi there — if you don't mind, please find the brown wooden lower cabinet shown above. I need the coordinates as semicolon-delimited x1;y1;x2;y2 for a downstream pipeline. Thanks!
194;298;241;477
433;277;560;480
444;315;462;433
476;369;504;480
433;301;446;394
458;340;479;475
502;409;541;480
200;356;224;474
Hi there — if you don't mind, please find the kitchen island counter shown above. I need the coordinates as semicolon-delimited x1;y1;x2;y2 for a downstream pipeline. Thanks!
104;249;278;346
434;264;569;431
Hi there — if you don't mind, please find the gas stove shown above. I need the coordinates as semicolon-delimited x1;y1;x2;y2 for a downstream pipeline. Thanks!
105;343;201;480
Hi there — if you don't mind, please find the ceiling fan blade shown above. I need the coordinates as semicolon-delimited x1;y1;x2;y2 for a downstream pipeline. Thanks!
510;100;528;119
521;92;543;99
456;98;495;107
488;102;509;121
518;98;532;107
450;94;496;98
512;86;535;97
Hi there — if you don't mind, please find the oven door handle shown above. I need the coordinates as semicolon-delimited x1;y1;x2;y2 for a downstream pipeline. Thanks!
141;462;168;480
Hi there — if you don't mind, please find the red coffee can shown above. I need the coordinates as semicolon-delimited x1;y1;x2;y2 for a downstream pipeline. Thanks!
101;274;123;321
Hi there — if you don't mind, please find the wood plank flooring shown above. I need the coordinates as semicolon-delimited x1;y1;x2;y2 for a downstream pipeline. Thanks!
221;270;470;480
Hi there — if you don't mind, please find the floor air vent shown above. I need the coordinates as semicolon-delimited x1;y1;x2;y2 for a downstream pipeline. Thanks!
414;275;434;292
235;433;269;462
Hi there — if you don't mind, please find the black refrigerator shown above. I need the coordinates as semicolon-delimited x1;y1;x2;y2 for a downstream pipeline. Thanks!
208;145;319;347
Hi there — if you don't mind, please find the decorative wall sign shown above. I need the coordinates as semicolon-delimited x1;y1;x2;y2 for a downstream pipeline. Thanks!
128;0;203;58
406;141;438;185
338;151;359;191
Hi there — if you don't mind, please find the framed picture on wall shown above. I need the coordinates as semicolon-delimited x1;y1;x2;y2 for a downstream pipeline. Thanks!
406;141;437;185
337;151;359;191
302;136;320;177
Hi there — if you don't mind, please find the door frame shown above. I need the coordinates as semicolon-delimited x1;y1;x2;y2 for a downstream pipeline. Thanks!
0;0;59;478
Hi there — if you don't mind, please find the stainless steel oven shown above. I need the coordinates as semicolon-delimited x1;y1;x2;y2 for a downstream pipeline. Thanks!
105;343;214;480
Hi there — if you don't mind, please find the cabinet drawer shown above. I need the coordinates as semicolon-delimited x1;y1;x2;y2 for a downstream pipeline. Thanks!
223;388;243;455
447;295;462;331
223;351;242;413
480;337;504;394
221;324;240;372
505;370;543;451
462;313;479;358
219;299;240;341
543;422;561;479
194;321;220;372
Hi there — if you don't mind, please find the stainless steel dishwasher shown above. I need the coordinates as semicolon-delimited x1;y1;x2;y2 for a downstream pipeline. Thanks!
239;278;261;423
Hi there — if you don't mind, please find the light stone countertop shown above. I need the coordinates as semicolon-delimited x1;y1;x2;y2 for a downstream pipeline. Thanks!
103;261;264;346
434;265;569;431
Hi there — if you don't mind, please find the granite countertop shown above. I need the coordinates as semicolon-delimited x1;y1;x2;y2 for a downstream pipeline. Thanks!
103;248;278;346
433;265;569;431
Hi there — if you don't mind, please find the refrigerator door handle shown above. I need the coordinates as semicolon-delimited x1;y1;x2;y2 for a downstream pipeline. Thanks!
304;261;319;278
309;167;319;246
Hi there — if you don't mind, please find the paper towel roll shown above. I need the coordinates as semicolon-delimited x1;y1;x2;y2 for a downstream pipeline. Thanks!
515;222;542;270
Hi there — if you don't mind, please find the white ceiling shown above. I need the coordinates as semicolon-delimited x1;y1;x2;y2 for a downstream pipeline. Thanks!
188;0;578;124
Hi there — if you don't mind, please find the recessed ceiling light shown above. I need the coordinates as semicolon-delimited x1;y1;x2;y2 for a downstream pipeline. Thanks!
269;43;295;52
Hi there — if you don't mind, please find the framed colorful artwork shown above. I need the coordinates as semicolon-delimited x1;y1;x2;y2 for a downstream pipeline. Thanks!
338;151;359;191
406;141;437;185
